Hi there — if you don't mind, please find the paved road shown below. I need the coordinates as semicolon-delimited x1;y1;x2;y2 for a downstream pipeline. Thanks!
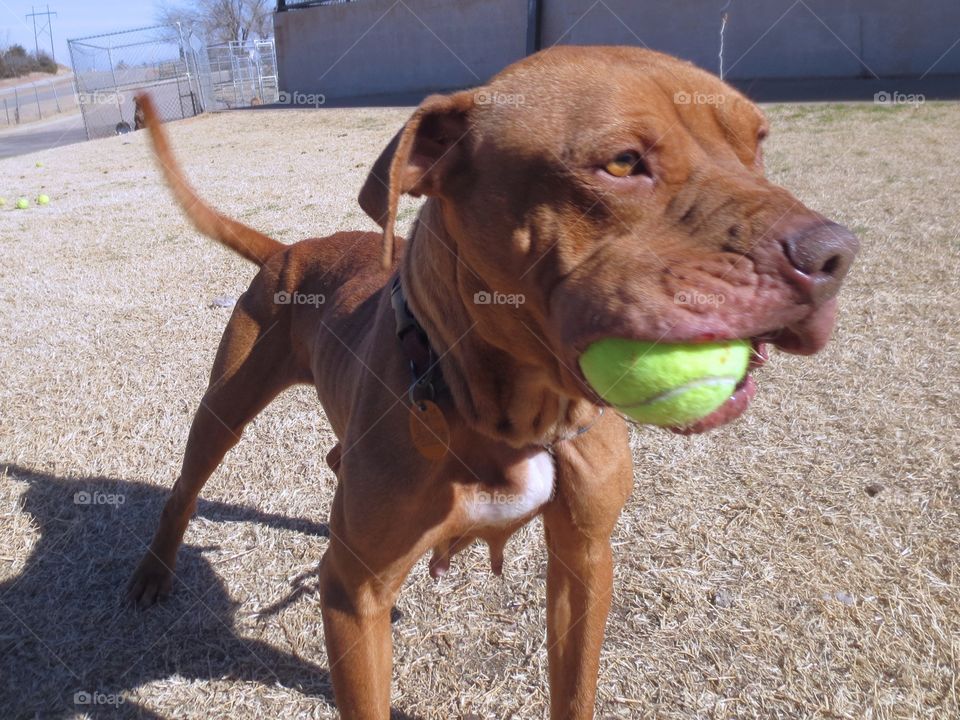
0;111;87;159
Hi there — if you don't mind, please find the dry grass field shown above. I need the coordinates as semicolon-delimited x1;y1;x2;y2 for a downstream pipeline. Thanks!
1;99;958;719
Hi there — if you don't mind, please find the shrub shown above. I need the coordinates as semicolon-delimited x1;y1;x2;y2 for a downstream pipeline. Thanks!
0;45;59;79
35;51;57;73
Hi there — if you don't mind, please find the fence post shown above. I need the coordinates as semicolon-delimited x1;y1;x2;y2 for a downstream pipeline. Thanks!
107;47;123;123
256;46;265;102
175;22;189;119
4;99;9;125
14;87;20;124
52;80;61;113
68;38;92;141
34;84;43;119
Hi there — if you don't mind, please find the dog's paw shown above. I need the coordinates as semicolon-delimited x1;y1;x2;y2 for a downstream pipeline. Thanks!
126;554;174;609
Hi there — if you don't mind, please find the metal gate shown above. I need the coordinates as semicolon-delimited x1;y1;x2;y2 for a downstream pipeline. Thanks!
201;39;278;111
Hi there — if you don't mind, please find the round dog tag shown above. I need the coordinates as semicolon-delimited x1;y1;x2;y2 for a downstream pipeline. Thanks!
409;400;449;460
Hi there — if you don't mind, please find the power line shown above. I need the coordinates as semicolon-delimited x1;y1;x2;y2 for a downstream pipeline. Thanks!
25;4;58;64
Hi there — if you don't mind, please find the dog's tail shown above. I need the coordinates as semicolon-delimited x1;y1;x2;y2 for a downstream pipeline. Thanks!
136;93;283;266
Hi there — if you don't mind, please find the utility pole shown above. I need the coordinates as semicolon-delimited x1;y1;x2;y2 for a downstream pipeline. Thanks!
26;5;58;63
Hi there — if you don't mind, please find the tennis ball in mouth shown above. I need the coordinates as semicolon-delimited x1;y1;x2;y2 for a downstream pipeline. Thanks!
579;338;750;427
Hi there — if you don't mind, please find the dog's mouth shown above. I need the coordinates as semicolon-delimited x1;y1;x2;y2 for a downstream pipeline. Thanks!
575;298;838;434
666;338;766;434
671;300;838;434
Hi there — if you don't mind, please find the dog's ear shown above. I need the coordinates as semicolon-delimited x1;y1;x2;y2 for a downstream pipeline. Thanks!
359;90;475;269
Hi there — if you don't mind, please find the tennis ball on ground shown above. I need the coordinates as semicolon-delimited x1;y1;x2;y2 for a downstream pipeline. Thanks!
16;197;29;209
37;194;49;205
580;338;750;427
35;161;43;168
0;198;5;206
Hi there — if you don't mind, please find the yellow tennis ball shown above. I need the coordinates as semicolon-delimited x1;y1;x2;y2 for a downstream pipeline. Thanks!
37;194;49;205
580;338;750;427
16;197;29;209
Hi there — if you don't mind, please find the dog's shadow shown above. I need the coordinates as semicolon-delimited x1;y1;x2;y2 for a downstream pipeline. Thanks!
0;463;419;719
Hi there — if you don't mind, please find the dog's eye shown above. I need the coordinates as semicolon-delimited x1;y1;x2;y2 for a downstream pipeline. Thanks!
604;151;647;178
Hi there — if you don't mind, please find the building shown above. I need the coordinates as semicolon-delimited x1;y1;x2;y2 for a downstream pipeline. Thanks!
274;0;960;100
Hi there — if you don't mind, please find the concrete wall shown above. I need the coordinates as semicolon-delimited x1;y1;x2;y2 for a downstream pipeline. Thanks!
275;0;528;98
276;0;960;98
543;0;960;79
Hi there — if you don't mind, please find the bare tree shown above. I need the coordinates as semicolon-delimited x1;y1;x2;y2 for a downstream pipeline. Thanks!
157;0;273;44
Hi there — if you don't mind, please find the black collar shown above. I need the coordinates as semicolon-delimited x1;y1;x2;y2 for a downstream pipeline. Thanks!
391;276;444;406
391;276;602;446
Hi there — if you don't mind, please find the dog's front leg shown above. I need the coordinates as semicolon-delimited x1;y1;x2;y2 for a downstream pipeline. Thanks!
542;414;633;719
319;482;421;719
320;543;393;718
542;523;612;719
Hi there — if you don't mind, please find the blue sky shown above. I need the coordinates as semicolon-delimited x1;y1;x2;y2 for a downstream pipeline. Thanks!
0;1;161;65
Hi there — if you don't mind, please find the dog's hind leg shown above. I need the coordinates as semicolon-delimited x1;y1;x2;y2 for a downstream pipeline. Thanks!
127;284;305;607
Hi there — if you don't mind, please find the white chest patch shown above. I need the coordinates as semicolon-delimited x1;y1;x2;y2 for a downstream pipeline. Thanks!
466;450;555;526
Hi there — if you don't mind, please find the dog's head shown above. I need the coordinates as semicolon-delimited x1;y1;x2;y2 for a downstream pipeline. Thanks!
360;46;858;433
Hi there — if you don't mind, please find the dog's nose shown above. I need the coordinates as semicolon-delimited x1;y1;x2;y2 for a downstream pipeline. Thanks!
781;222;859;305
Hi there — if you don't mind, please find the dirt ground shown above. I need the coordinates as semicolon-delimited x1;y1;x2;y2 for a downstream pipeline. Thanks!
1;100;957;719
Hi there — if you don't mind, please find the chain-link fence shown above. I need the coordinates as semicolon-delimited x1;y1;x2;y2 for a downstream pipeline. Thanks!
200;40;278;111
68;24;205;140
68;27;278;139
0;74;79;126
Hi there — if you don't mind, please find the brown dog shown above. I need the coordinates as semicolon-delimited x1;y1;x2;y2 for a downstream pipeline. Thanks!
133;95;147;131
128;46;858;718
